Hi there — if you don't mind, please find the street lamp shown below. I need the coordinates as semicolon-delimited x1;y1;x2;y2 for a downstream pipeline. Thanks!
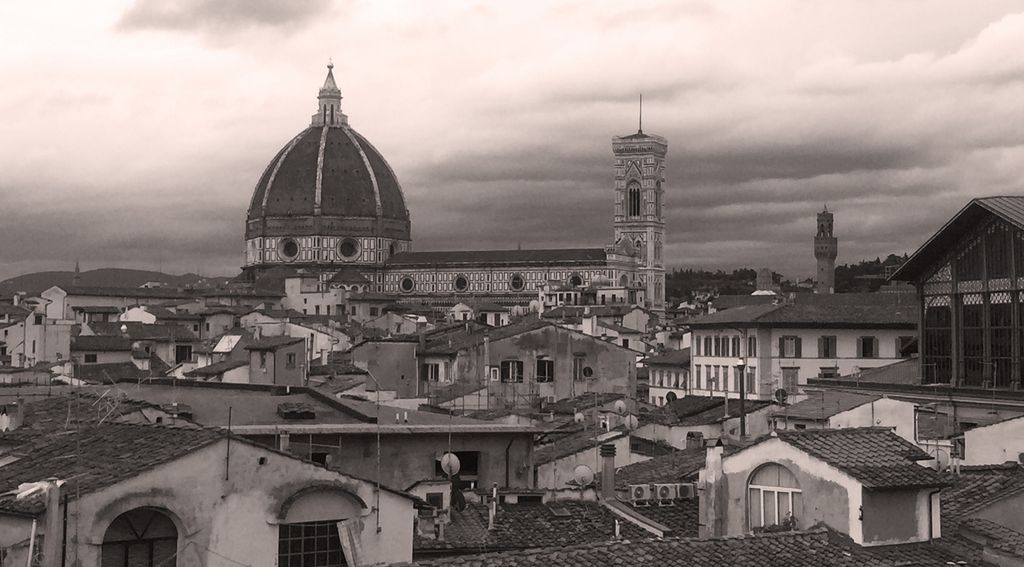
735;357;747;438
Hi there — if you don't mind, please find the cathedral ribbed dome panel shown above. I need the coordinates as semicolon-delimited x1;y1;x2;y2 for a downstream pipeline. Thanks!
246;126;409;221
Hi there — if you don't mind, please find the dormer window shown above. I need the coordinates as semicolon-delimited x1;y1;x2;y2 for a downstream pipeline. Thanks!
748;463;802;532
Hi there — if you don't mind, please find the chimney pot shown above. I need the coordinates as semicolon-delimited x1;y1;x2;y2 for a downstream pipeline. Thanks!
600;443;617;500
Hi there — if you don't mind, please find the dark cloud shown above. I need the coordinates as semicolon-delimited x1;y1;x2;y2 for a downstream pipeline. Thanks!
117;0;332;32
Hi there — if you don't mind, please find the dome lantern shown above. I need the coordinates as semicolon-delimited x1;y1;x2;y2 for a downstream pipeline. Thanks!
313;60;347;127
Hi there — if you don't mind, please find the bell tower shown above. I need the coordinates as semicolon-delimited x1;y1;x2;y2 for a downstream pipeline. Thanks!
612;114;668;312
814;207;838;294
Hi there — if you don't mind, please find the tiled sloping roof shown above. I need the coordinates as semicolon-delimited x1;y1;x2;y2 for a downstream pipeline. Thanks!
0;394;159;447
630;499;699;538
644;348;690;367
941;463;1024;523
0;423;223;515
184;359;249;378
614;447;706;489
328;268;370;285
675;401;773;427
420;318;552;355
544;392;624;415
387;248;608;268
541;304;640;320
72;335;132;351
76;362;149;383
423;381;488;405
88;322;195;341
709;294;782;310
959;518;1024;558
244;336;304;350
408;527;938;567
534;429;627;465
413;501;648;554
688;294;917;329
59;286;193;299
776;428;945;489
770;391;882;421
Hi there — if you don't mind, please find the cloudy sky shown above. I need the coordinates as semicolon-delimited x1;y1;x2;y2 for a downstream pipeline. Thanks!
2;1;1023;281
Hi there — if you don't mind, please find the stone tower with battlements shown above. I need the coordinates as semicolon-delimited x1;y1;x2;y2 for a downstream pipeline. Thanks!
814;207;838;294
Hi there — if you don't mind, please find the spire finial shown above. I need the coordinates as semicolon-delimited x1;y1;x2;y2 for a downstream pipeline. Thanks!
327;58;334;70
638;93;643;135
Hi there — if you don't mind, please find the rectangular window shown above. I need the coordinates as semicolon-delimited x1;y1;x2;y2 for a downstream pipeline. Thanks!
713;337;721;357
501;360;524;383
703;337;712;356
84;353;97;364
694;334;700;356
857;336;878;358
174;344;192;364
259;352;267;369
747;366;756;393
731;336;741;357
536;359;554;383
818;336;837;358
286;352;296;369
314;305;320;315
779;336;802;358
421;363;440;382
435;451;480;478
278;520;344;567
573;355;586;381
896;335;915;356
748;336;757;357
33;314;43;325
694;364;702;389
370;307;379;317
819;367;839;378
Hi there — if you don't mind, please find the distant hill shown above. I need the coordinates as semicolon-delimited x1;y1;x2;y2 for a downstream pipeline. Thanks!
0;268;233;296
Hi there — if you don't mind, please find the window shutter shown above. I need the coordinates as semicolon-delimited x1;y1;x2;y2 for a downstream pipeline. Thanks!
872;337;879;358
856;338;863;358
817;336;824;358
795;337;802;358
778;337;785;358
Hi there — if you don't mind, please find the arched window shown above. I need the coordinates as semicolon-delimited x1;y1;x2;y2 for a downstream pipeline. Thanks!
748;463;802;531
627;182;642;217
102;508;178;567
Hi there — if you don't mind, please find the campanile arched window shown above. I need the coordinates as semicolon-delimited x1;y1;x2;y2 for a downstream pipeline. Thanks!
627;182;642;217
748;463;802;531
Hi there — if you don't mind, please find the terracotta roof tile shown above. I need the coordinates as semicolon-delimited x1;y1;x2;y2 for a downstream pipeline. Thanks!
941;463;1024;523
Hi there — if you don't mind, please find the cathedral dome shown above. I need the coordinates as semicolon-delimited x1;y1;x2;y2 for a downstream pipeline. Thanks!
244;64;411;271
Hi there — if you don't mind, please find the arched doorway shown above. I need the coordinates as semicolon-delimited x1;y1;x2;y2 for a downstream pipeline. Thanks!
101;507;178;567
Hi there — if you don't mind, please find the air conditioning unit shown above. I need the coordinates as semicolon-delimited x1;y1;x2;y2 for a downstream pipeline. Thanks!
628;484;652;506
678;483;697;499
654;483;678;504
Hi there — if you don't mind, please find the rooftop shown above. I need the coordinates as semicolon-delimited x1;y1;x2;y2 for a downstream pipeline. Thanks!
769;427;945;489
387;248;607;268
407;526;976;567
72;335;132;352
687;293;918;329
613;446;707;489
770;391;883;421
941;463;1024;524
183;359;249;378
644;348;690;367
414;501;647;555
533;428;627;465
244;336;305;350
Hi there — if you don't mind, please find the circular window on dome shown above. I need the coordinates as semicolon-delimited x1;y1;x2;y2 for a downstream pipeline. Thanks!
568;274;583;287
400;276;415;293
509;273;526;292
278;238;299;261
453;275;469;292
338;238;360;260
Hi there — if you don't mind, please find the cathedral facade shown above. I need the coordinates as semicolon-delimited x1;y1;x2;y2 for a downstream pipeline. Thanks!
242;65;668;312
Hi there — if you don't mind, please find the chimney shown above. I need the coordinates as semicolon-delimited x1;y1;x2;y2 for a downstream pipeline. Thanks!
699;441;725;539
320;350;328;365
600;443;616;500
488;483;498;530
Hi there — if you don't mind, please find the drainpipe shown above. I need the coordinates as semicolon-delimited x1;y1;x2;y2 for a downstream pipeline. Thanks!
927;488;942;541
505;437;515;488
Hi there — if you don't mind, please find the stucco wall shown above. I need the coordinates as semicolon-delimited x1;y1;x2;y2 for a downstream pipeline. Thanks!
282;431;534;490
453;326;637;408
351;341;418;397
534;433;636;490
861;489;926;544
964;417;1024;465
971;491;1024;533
829;397;916;443
720;438;859;541
2;439;414;567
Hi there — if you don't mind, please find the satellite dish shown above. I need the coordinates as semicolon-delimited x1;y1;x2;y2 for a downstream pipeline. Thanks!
665;391;678;403
440;452;461;476
774;388;789;405
583;367;594;378
119;324;128;334
574;412;585;423
614;400;627;415
572;464;595;487
623;414;639;431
